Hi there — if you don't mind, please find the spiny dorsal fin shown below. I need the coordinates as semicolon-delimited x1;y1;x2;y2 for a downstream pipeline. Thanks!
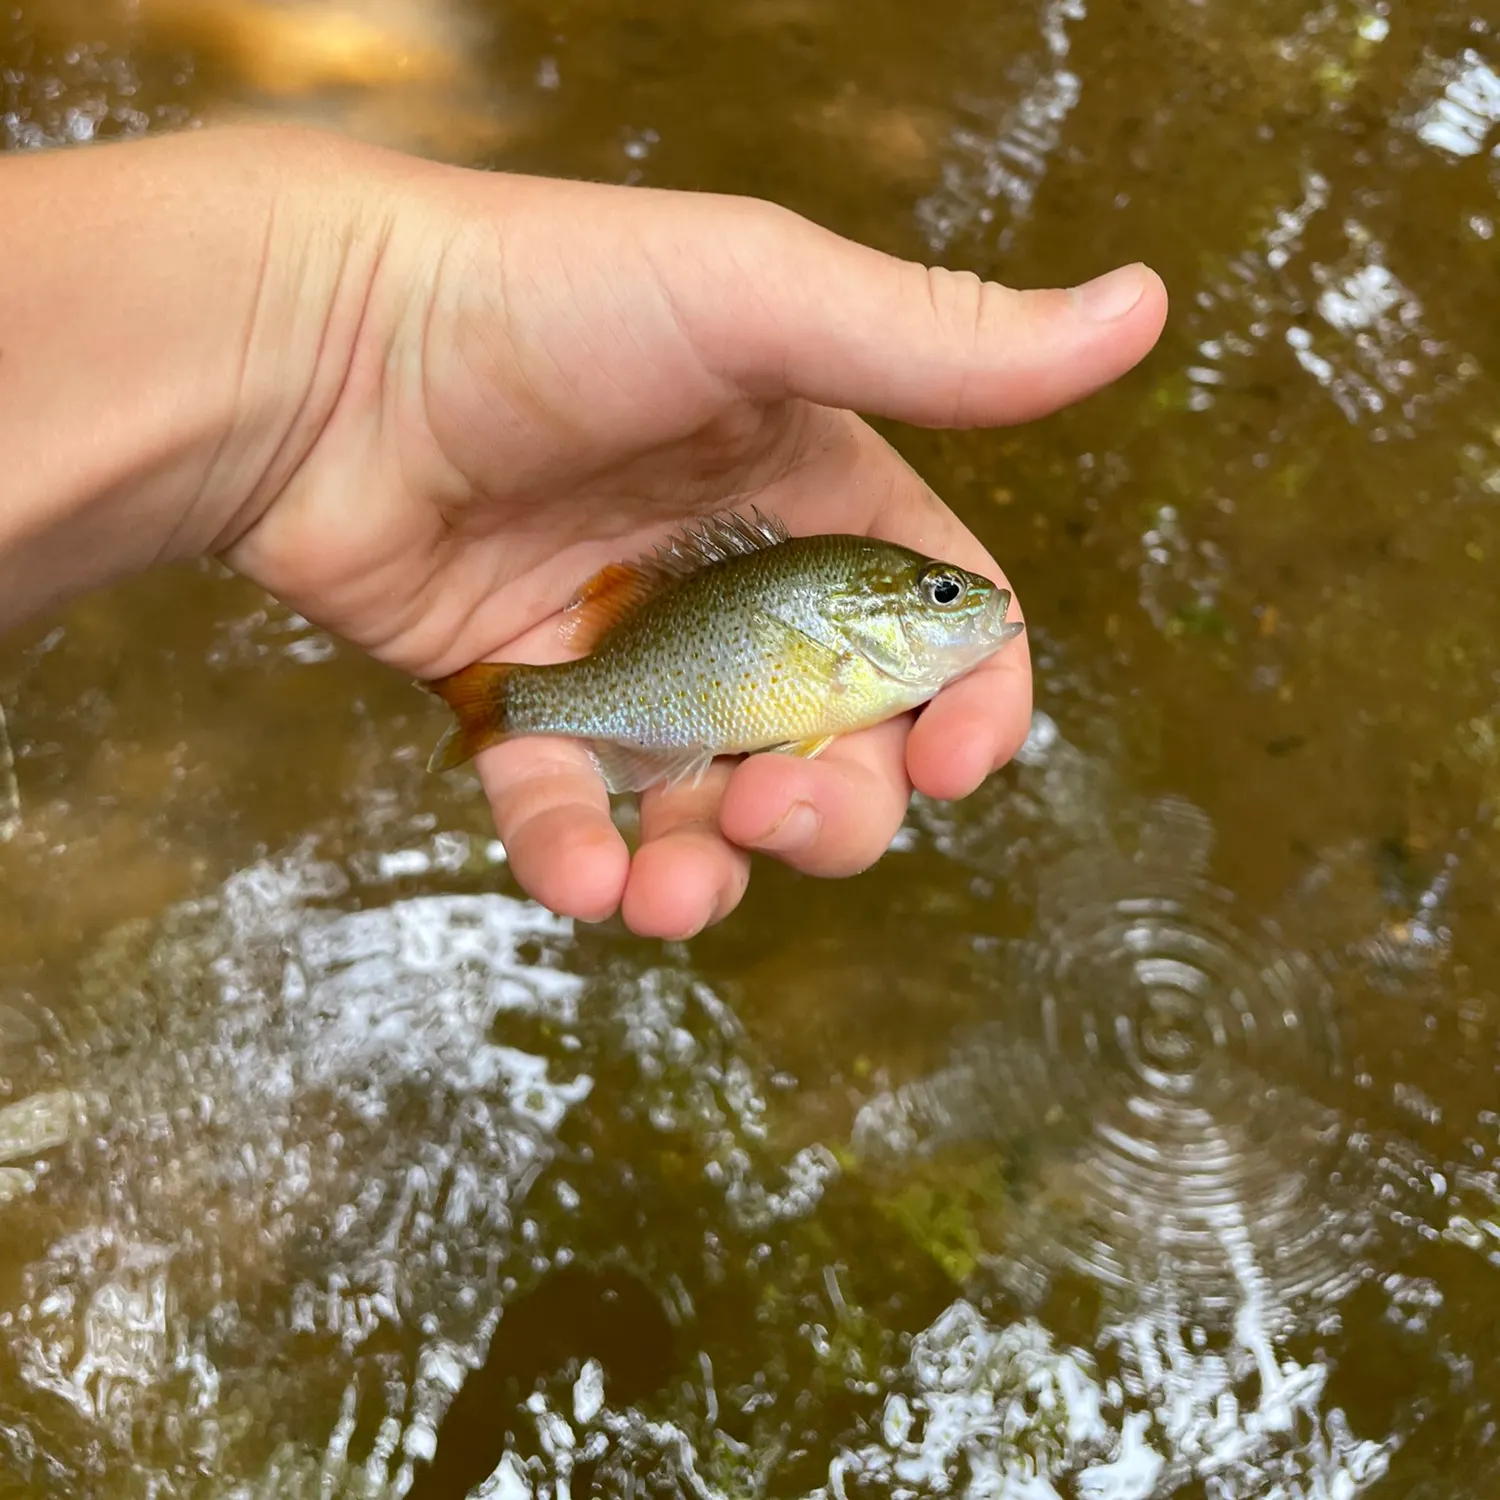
648;507;790;575
559;508;791;653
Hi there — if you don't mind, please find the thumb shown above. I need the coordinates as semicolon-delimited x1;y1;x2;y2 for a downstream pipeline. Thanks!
676;201;1169;428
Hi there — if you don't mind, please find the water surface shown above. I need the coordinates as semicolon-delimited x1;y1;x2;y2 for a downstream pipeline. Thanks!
3;0;1499;1494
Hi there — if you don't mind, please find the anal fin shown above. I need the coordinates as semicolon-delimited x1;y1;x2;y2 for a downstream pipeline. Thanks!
589;742;717;795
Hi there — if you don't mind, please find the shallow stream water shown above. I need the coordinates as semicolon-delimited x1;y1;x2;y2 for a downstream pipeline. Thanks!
3;0;1500;1494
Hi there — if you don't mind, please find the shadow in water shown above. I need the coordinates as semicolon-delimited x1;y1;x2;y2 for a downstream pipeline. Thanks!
408;1263;677;1499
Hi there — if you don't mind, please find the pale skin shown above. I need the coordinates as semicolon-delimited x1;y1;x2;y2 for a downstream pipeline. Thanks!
0;125;1168;939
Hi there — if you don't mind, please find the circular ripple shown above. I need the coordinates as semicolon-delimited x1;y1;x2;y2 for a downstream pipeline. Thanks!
1031;889;1334;1094
1002;862;1363;1317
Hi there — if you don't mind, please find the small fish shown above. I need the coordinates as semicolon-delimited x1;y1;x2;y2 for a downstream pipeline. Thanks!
423;510;1024;793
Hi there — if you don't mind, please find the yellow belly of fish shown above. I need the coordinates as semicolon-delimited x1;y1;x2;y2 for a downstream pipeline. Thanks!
672;652;914;753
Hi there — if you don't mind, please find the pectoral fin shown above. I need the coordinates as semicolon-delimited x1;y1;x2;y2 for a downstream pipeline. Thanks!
748;611;851;690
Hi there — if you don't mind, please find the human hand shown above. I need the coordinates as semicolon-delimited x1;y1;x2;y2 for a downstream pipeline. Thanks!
0;124;1163;935
204;129;1166;937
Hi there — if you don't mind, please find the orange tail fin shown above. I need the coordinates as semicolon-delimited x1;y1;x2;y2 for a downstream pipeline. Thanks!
424;661;518;772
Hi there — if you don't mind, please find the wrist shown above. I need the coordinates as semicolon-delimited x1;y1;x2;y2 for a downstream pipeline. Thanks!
0;125;380;633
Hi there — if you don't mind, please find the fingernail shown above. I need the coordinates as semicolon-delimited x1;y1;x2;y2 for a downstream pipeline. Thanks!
750;799;821;854
1071;264;1147;323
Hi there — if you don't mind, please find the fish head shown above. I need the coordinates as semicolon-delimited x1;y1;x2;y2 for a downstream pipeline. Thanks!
829;546;1025;688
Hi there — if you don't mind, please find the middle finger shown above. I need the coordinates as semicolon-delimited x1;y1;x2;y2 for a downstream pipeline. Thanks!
623;760;751;940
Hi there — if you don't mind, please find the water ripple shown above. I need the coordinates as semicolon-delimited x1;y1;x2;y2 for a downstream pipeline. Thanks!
863;798;1366;1326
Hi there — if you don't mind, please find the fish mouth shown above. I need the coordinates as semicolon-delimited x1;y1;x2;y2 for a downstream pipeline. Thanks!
982;587;1026;644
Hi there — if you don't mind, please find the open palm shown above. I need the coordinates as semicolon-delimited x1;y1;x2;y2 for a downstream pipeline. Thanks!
224;158;1167;938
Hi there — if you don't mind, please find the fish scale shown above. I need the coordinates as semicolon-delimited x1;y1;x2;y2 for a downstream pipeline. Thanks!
424;511;1024;794
516;537;892;746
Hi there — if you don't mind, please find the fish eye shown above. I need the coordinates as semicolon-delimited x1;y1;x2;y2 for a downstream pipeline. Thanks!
919;567;966;607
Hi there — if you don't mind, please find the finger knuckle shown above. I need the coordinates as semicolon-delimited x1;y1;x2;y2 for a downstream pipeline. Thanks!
919;264;1006;356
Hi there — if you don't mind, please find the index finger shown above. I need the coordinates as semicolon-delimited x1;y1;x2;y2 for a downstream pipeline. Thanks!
860;485;1034;801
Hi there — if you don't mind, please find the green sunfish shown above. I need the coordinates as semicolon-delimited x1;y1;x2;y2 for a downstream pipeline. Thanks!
423;510;1025;793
